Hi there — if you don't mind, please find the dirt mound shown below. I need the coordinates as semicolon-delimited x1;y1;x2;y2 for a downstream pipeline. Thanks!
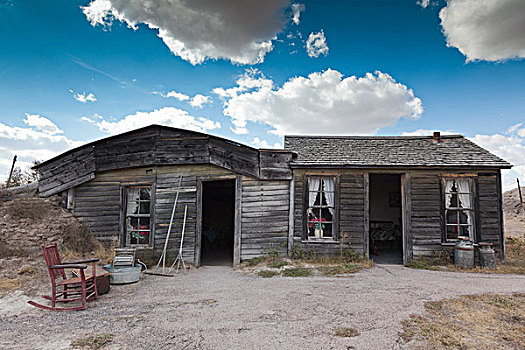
503;186;525;237
0;196;111;297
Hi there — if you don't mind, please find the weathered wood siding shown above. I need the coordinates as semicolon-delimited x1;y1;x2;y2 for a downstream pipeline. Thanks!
241;178;290;260
291;169;504;260
73;165;233;263
477;173;503;253
410;174;442;257
38;146;95;197
291;169;360;256
38;126;294;198
339;172;366;254
72;163;293;264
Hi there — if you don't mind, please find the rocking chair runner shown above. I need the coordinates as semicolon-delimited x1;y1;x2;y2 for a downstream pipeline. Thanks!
28;243;100;311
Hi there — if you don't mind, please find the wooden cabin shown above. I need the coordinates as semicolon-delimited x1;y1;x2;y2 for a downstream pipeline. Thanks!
285;132;511;263
35;126;511;265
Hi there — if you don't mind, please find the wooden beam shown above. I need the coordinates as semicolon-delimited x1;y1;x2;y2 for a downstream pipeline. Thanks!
39;172;95;197
363;172;369;259
194;179;202;267
233;175;242;266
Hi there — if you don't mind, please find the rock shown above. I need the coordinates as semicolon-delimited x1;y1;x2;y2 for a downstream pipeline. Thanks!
17;265;34;275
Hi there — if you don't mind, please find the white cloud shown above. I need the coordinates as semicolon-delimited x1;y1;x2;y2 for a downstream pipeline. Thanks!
23;114;63;135
251;137;282;149
417;0;430;8
220;69;423;135
82;0;296;65
213;68;274;100
507;123;522;134
471;131;525;191
306;30;329;58
152;90;190;101
153;90;211;108
291;3;305;25
71;90;97;103
81;106;220;135
439;0;525;62
0;116;82;181
401;129;457;136
189;94;212;109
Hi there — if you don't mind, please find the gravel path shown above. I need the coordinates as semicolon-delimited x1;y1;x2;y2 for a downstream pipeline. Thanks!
1;265;524;350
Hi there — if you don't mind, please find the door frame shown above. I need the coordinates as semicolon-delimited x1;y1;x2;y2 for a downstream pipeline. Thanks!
194;175;241;267
364;172;409;264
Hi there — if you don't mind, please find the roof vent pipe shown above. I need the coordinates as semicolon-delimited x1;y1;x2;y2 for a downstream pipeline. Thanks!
433;131;441;141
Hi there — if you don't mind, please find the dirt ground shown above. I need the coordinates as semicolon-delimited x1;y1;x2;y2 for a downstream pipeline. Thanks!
1;265;524;350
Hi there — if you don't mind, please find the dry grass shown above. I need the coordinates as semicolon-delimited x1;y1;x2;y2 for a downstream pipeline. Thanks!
334;327;360;338
60;224;114;265
70;333;114;350
4;198;48;222
406;236;525;275
401;293;525;350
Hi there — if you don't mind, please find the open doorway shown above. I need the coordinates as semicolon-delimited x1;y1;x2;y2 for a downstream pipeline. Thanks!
201;180;235;266
369;174;403;264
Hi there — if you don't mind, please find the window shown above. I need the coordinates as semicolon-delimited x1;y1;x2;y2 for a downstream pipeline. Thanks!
306;176;336;240
444;178;475;242
125;186;152;246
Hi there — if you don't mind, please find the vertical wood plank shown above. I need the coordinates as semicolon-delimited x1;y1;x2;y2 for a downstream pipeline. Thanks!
401;173;412;264
119;186;126;247
233;175;242;266
497;170;506;261
288;176;295;255
363;172;369;258
194;179;202;267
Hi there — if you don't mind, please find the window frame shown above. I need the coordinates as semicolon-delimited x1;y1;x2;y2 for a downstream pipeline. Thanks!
121;184;155;248
441;177;476;244
303;175;339;242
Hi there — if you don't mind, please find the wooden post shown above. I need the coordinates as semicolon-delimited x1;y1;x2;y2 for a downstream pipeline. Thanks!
6;155;17;188
518;178;524;209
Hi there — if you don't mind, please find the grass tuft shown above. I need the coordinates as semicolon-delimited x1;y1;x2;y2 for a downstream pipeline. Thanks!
71;333;114;350
257;270;279;278
334;327;360;337
282;267;313;277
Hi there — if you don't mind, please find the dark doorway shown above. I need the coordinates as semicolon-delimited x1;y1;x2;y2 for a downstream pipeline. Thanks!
369;174;403;264
201;180;235;266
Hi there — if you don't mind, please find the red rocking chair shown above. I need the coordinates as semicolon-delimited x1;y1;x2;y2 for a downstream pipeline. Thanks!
28;243;100;311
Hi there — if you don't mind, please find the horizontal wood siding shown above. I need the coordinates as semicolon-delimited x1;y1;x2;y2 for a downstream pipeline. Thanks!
241;178;290;260
291;169;363;256
410;174;442;256
259;151;293;180
73;164;234;263
477;173;502;252
208;139;259;178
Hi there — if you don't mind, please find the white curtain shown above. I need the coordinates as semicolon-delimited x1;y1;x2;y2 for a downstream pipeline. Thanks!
445;180;454;207
308;178;321;215
323;178;335;215
456;179;471;209
127;188;140;215
457;179;472;236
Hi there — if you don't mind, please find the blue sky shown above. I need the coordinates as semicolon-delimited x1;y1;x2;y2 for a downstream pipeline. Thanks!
0;0;524;189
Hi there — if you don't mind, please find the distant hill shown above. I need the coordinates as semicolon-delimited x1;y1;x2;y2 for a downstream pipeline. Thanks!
503;186;524;237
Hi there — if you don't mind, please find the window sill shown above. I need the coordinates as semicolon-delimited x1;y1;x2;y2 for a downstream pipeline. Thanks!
125;245;154;250
302;239;339;244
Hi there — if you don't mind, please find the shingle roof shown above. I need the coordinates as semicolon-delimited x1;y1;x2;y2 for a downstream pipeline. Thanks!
284;135;512;168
